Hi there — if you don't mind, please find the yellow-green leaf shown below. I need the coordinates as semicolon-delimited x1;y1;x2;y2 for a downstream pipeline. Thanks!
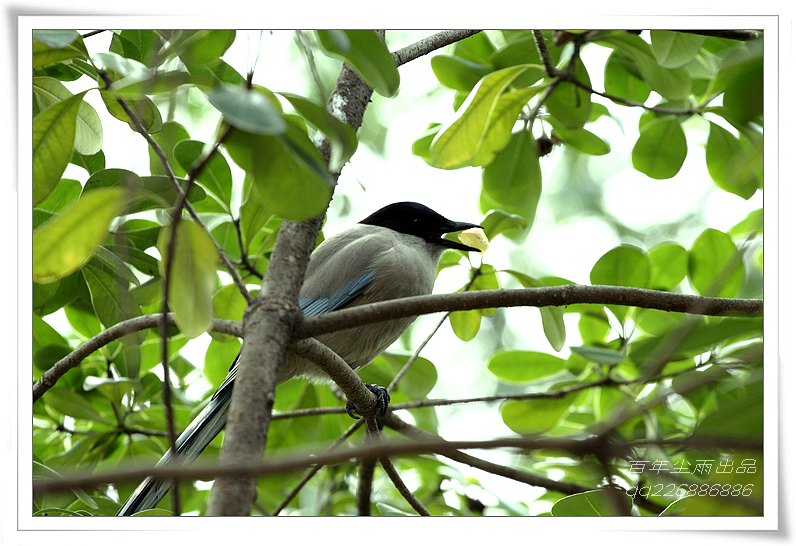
33;188;127;283
32;92;86;205
429;65;543;169
158;220;218;338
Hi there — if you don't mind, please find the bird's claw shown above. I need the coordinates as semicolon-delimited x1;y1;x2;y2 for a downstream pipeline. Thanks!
346;384;391;420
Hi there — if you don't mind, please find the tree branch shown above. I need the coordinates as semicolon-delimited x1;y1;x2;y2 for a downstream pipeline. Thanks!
32;285;759;402
392;30;481;67
32;316;241;402
206;28;487;514
532;30;557;77
30;433;634;495
298;285;762;339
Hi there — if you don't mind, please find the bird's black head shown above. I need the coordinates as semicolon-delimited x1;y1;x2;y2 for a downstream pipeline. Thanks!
359;202;482;252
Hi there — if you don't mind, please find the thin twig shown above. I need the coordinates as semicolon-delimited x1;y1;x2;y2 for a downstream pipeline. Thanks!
379;456;431;515
681;29;761;41
99;71;252;304
81;30;106;39
532;30;558;77
232;217;263;281
564;74;703;115
294;31;328;99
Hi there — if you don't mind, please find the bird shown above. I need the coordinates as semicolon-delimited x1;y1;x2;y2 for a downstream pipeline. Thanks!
116;201;483;515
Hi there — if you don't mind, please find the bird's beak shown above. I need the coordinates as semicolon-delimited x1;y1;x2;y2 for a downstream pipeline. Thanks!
438;220;484;252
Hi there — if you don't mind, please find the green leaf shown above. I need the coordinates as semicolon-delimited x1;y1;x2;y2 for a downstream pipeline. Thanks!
551;490;632;516
570;345;624;365
453;32;496;65
111;71;191;97
500;393;575;435
94;51;149;78
429;65;542;169
71;150;105;175
109;30;164;67
207;84;286;135
693;377;762;440
632;117;687;179
187;59;246;88
64;304;102;338
705;122;759;199
688;228;744;298
604;52;650;103
33;30;80;48
156;221;217;338
578;313;611;344
599;33;692;100
212;284;247;341
706;40;762;97
149;121;190;177
179;30;236;66
83;169;206;213
631;316;760;365
33;188;127;283
728;209;763;238
33;313;68;352
174;140;233;210
204;339;241;389
480;209;528;239
650;30;705;69
648;242;688;290
540;307;566;351
590;245;651;289
32;92;85;205
279;92;358;172
316;30;400;97
100;90;162;133
44;387;112;424
104;244;159;277
82;260;141;329
482;131;542;229
33;38;87;70
591;244;650;322
546;57;592;129
366;353;438;400
488;351;566;383
32;78;103;155
33;178;82;228
431;55;491;91
449;309;481;341
225;124;333;221
551;126;610;156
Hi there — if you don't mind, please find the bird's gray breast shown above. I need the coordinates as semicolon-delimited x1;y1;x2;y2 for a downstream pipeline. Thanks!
284;225;443;381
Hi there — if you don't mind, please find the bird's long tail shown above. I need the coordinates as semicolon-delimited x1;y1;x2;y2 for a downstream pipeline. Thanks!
115;387;232;516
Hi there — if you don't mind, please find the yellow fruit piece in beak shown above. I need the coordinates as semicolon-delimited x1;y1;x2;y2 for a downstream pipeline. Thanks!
458;227;489;253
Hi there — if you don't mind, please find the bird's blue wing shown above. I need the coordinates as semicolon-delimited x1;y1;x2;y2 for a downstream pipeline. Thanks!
211;270;376;402
119;256;377;513
299;270;376;317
